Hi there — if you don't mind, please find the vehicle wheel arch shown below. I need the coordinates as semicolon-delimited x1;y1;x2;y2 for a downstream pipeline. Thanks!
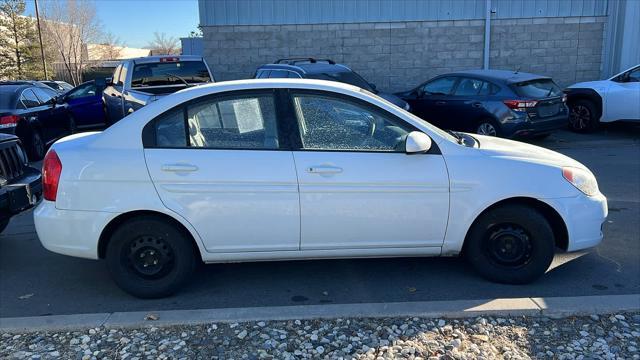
462;196;569;252
98;210;204;261
566;89;603;120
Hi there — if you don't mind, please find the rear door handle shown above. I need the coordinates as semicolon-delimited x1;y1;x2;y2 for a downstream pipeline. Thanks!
307;166;343;174
162;164;199;172
435;101;447;105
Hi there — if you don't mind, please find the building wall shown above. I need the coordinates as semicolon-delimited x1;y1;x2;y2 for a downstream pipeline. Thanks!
199;0;608;25
202;16;605;92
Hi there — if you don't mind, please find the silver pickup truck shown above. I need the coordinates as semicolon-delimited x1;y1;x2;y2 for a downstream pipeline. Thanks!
103;55;214;123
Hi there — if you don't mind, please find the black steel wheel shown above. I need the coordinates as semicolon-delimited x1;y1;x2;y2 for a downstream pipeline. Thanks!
464;204;555;284
106;216;197;298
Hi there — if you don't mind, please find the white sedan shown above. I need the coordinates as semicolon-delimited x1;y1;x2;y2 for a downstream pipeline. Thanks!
35;79;607;298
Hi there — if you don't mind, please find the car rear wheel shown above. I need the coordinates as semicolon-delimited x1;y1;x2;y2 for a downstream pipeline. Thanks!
27;131;46;161
569;99;599;133
476;120;501;137
464;204;555;284
106;216;197;298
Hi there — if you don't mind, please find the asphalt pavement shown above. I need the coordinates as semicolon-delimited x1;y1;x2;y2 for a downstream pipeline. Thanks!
1;126;638;318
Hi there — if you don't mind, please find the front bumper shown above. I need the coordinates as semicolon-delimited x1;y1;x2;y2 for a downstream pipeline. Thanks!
0;166;42;220
546;192;608;252
34;200;119;259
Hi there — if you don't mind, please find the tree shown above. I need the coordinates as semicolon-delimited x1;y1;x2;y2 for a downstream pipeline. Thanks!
148;32;179;55
93;32;124;60
0;0;47;79
41;0;102;85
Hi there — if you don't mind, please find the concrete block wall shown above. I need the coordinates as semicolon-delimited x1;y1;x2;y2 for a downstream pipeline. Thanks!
202;16;606;93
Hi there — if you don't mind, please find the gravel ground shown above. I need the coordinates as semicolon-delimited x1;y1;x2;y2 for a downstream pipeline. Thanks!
2;312;639;359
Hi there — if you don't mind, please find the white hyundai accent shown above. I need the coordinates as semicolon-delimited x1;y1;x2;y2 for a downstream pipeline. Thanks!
35;79;607;298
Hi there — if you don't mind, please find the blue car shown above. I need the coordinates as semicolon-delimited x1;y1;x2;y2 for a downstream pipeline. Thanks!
60;79;108;130
396;70;569;138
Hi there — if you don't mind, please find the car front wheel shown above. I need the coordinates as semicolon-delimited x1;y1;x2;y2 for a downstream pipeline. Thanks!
464;204;555;284
569;99;599;132
106;216;197;298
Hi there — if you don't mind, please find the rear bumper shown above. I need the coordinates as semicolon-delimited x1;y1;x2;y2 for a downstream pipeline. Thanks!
0;167;42;220
503;114;569;138
546;193;608;252
34;200;118;260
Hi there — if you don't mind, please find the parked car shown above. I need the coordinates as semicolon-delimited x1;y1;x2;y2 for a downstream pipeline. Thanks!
0;81;73;160
59;79;108;130
254;58;410;110
103;55;214;123
565;64;640;132
396;70;569;138
40;80;74;94
34;79;607;298
0;133;42;233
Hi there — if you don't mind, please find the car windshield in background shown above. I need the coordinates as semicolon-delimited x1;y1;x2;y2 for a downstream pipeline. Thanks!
131;61;211;88
512;79;563;98
306;71;374;91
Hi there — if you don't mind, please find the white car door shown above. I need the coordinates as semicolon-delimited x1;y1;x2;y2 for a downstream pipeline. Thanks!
143;90;300;253
604;67;640;121
288;91;450;250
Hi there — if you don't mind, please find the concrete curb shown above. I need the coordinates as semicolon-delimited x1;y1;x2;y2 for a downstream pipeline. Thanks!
1;294;638;332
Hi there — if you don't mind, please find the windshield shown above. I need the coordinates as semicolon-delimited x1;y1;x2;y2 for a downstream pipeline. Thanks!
357;88;459;144
307;71;374;91
131;61;211;88
511;79;562;98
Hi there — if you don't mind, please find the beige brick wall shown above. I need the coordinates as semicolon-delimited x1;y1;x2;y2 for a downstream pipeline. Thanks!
203;16;606;92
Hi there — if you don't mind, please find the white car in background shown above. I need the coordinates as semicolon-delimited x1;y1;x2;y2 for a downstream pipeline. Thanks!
565;64;640;132
35;79;607;298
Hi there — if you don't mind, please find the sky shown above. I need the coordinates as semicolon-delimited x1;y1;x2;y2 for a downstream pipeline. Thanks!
25;0;200;49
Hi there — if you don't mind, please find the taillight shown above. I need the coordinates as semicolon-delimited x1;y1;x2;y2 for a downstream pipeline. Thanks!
0;115;20;128
562;94;567;103
43;150;62;201
503;100;538;111
159;57;179;62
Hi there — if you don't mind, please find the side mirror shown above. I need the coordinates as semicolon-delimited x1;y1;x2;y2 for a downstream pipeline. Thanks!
405;131;432;154
55;95;65;105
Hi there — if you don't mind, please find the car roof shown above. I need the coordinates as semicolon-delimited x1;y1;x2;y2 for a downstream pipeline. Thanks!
443;69;551;84
258;59;353;76
127;55;205;64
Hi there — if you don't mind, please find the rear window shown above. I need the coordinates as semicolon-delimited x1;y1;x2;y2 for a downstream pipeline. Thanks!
0;87;19;108
131;61;211;88
512;79;562;98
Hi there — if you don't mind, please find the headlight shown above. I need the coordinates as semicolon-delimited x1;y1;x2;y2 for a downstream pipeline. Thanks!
562;167;599;196
403;103;410;111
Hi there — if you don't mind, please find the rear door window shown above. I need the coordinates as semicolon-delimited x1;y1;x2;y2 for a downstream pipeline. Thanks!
452;78;484;96
512;79;562;98
20;89;41;108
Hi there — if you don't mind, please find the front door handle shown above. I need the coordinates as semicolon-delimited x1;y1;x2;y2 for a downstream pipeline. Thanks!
162;164;199;172
307;166;343;174
471;102;482;108
435;101;447;105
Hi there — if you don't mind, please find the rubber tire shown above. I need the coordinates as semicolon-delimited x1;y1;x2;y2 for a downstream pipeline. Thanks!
0;218;10;233
106;216;197;298
475;119;502;137
568;99;599;133
27;131;46;161
464;204;555;284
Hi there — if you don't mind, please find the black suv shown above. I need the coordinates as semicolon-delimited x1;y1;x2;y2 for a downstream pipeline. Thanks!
396;70;569;138
0;133;42;233
254;58;410;111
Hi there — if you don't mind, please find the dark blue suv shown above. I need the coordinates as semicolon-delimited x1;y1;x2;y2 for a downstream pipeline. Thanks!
254;58;410;111
396;70;569;138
